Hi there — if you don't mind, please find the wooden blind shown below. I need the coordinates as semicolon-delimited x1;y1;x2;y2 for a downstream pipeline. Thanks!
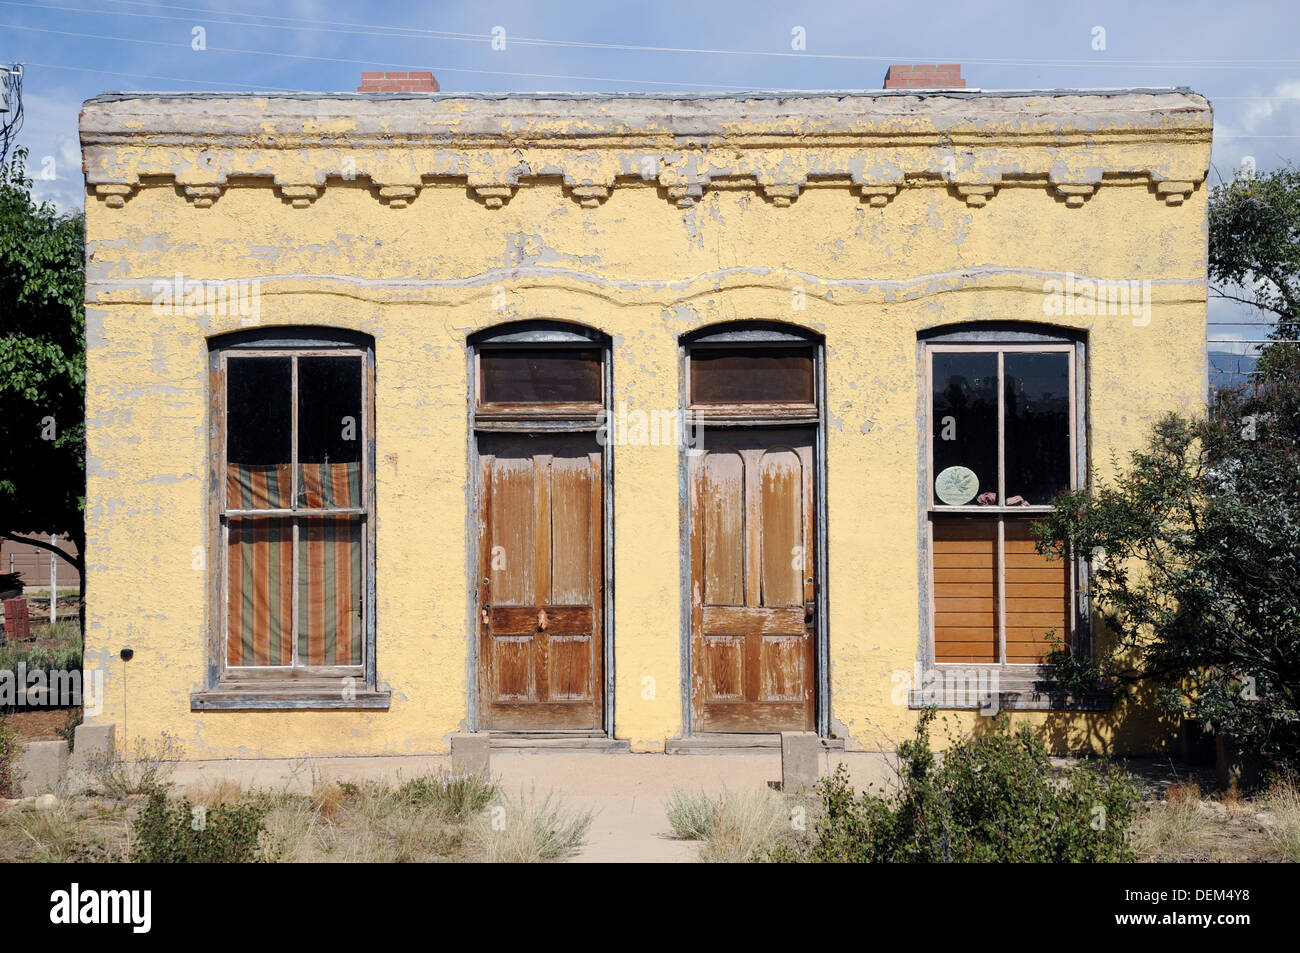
932;518;998;663
1003;520;1069;663
932;517;1069;664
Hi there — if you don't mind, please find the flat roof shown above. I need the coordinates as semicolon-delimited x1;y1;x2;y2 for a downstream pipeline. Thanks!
85;86;1198;103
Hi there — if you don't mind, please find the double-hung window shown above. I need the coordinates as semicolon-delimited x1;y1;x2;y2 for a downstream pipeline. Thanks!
925;329;1083;666
195;330;384;709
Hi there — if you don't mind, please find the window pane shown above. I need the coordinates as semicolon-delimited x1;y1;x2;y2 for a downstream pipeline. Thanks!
298;516;364;667
298;356;363;508
227;517;293;666
1004;352;1071;506
932;353;998;506
226;357;291;509
480;349;602;404
690;348;815;404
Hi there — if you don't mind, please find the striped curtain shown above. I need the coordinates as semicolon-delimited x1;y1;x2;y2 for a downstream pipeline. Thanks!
299;462;362;509
298;517;364;666
227;463;292;510
226;518;293;667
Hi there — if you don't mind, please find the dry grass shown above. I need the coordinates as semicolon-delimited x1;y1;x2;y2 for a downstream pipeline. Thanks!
698;789;791;863
665;786;795;862
1132;782;1211;858
1257;776;1300;861
188;777;247;810
259;780;471;862
471;787;594;863
0;796;133;862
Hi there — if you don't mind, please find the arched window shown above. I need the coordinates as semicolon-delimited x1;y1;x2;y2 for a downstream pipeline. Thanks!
194;328;384;710
920;322;1087;670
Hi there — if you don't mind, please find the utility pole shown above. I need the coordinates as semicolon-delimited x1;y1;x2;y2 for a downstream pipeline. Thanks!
1;63;25;165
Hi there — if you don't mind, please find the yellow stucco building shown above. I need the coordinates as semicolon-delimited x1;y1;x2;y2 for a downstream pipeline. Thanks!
78;86;1211;759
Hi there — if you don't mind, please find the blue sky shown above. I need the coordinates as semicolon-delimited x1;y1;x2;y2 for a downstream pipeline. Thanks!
3;0;1299;355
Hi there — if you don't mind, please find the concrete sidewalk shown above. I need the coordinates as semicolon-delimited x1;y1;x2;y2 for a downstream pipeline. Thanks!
168;749;897;862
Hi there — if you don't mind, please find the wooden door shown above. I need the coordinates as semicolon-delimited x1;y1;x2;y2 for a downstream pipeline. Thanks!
689;427;817;732
477;433;603;731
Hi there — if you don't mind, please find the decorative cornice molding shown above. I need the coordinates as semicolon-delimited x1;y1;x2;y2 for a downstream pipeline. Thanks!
79;92;1211;214
84;170;1206;212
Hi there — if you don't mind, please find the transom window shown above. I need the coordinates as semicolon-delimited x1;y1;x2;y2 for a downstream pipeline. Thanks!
219;339;372;675
924;335;1082;666
684;323;820;418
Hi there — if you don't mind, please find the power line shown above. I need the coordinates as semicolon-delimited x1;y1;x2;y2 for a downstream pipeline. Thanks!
10;0;1300;73
2;22;754;89
78;0;1300;70
27;61;307;91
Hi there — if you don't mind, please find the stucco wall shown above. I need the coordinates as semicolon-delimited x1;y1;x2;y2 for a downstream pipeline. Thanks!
79;91;1211;758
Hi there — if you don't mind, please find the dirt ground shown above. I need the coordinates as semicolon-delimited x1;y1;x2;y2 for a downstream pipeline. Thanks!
6;708;76;743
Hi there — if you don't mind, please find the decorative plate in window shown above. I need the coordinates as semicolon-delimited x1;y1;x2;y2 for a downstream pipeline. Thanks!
935;465;979;506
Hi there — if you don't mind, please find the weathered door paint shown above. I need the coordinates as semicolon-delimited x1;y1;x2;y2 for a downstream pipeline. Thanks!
477;433;604;730
689;427;817;732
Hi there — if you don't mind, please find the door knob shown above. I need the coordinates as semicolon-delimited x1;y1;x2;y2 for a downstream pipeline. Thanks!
537;609;549;631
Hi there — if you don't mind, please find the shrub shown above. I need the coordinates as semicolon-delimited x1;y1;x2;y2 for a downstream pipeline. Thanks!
131;791;267;863
697;790;791;863
766;710;1140;862
472;788;593;862
0;714;20;798
398;770;495;821
86;732;183;799
665;787;717;840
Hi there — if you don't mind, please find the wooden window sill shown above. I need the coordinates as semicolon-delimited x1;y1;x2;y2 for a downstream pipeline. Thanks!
191;680;391;711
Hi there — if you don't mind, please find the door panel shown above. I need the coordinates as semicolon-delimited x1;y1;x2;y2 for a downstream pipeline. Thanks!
690;427;817;732
477;434;603;730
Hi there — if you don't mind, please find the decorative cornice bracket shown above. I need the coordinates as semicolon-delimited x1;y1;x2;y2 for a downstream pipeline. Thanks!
761;183;802;208
855;184;899;208
94;183;136;208
1155;180;1195;206
278;185;323;209
183;185;224;209
377;185;419;209
1053;183;1098;208
955;184;997;208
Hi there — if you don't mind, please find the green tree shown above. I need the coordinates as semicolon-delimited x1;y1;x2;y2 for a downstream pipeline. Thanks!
0;148;85;617
1209;163;1300;376
1035;351;1300;771
1027;165;1300;773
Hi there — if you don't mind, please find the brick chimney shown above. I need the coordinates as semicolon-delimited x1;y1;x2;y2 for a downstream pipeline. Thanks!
882;64;965;89
357;71;439;93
